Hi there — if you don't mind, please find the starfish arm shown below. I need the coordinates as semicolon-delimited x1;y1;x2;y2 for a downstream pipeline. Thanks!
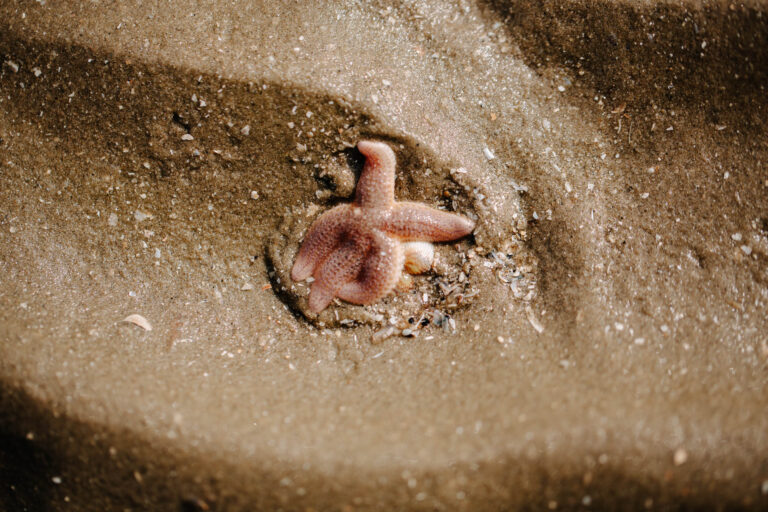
383;202;475;242
337;230;404;305
354;140;397;209
291;205;350;282
308;236;369;313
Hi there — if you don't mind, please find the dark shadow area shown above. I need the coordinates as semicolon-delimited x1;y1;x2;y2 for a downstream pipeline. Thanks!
485;0;768;117
0;430;56;511
3;380;766;511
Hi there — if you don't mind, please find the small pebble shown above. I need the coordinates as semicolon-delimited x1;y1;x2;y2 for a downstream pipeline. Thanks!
108;213;118;226
673;448;688;466
240;125;251;136
483;147;495;160
52;476;62;484
731;233;742;241
740;245;752;255
181;134;194;141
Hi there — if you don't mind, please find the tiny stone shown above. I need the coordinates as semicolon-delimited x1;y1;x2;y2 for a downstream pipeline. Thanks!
634;338;645;345
731;233;742;241
134;211;149;222
673;448;688;466
154;248;161;259
9;226;17;233
483;147;495;160
240;125;251;136
52;476;62;484
740;245;752;255
108;213;118;226
181;134;194;141
250;190;259;200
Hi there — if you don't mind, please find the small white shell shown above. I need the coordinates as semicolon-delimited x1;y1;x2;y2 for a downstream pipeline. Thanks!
122;314;152;331
402;241;435;275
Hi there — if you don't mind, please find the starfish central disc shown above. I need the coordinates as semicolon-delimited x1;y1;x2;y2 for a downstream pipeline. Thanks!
291;140;475;313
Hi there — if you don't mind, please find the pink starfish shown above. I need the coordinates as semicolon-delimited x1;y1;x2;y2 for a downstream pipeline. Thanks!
291;140;475;313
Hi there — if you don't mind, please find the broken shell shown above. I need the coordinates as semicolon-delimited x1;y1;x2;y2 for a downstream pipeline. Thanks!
122;314;152;331
402;241;435;274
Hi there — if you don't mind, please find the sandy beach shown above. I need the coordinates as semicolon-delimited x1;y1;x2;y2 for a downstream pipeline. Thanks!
1;0;767;509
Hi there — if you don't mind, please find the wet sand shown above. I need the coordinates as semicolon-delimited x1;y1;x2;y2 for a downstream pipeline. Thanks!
1;0;767;510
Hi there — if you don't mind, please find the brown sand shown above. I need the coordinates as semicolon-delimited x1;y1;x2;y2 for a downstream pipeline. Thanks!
1;0;767;510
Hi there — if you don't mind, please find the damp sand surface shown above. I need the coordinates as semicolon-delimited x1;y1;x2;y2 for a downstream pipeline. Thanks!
1;1;767;510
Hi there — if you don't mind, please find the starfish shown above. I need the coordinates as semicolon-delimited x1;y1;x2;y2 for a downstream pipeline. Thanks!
291;140;475;313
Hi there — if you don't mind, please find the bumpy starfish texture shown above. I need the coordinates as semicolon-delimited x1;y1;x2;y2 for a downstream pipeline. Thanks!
292;140;475;313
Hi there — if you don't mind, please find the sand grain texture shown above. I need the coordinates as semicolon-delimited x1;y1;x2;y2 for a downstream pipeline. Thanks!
1;0;767;510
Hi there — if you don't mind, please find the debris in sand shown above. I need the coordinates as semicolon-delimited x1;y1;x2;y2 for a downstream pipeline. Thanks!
181;134;194;141
483;147;495;160
372;326;397;343
241;283;254;291
250;190;259;200
525;305;544;333
122;314;152;331
108;213;118;226
673;448;688;466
